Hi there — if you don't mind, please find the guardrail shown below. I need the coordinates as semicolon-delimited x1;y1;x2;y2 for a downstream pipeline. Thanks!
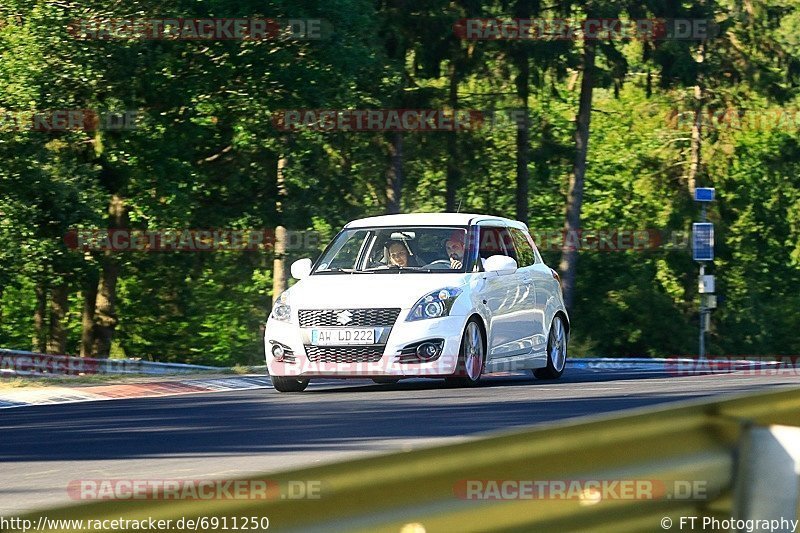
2;349;777;379
0;349;222;377
17;387;800;532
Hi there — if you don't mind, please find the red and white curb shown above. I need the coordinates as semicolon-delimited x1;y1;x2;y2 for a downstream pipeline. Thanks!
0;377;272;409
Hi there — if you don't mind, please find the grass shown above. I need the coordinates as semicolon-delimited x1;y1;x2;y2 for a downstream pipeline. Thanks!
0;373;152;389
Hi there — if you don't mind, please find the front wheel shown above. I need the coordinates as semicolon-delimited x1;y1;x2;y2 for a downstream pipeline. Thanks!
271;375;310;392
445;319;485;387
534;315;567;380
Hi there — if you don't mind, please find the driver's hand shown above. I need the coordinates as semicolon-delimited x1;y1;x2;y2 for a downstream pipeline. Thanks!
450;258;462;269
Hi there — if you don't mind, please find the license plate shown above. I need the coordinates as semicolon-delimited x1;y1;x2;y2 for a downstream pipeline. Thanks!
311;328;375;346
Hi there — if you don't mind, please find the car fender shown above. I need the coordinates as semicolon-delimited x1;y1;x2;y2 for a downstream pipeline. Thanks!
544;296;569;336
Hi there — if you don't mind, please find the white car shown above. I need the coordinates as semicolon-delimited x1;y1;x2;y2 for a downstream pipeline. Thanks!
264;213;569;392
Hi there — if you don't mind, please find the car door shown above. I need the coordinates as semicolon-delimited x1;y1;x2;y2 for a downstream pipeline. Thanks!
528;234;563;355
509;227;547;357
475;223;528;360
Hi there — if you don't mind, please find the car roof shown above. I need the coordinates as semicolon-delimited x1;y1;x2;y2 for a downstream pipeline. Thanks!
344;212;529;231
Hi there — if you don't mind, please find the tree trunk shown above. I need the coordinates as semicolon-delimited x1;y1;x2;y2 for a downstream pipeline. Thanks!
514;50;530;225
92;194;127;358
46;283;69;354
385;131;403;214
688;44;706;195
559;40;596;312
446;63;460;212
32;281;47;353
272;227;288;304
512;0;534;224
272;155;289;305
688;87;702;195
80;273;98;357
92;257;119;358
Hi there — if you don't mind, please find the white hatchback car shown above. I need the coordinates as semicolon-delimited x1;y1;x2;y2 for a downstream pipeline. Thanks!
265;213;569;392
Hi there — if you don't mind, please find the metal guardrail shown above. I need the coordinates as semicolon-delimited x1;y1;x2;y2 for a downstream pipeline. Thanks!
0;349;222;376
16;387;800;532
2;348;778;379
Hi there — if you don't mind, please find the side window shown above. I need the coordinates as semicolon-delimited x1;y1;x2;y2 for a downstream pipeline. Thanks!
478;227;500;260
499;228;516;260
529;236;543;264
510;228;535;267
478;226;515;260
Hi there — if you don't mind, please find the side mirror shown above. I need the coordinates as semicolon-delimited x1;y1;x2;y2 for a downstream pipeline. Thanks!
483;255;517;276
290;258;313;280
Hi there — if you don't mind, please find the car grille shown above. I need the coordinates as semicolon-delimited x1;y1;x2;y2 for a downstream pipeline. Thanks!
298;308;401;328
304;345;385;363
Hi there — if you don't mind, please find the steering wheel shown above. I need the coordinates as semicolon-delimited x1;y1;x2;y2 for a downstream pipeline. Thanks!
422;259;452;269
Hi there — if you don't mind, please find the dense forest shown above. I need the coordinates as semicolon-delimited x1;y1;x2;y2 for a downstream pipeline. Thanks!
1;0;799;365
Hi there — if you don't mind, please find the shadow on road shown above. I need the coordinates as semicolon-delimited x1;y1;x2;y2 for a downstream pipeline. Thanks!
1;367;794;462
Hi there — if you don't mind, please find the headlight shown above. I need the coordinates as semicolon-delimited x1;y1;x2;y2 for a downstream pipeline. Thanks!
270;292;291;322
406;287;462;321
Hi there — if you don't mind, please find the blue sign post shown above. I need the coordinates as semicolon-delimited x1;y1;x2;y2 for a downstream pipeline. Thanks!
694;187;715;202
694;189;715;358
692;223;714;261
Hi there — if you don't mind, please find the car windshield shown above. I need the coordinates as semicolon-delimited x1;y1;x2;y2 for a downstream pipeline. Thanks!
313;226;469;274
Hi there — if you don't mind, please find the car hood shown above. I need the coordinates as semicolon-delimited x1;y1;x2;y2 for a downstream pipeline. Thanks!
285;273;471;309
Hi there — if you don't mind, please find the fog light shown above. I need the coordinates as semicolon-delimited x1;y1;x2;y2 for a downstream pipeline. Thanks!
416;342;439;360
271;343;285;361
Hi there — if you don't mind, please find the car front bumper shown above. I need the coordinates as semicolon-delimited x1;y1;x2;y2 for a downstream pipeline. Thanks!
264;311;467;378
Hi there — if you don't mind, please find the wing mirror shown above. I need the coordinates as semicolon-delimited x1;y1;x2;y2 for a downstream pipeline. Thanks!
290;258;313;280
483;255;517;275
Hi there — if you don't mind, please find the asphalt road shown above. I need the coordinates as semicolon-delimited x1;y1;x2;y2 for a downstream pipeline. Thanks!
2;365;799;516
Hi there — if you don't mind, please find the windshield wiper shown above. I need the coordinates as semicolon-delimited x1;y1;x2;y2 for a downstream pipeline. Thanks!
372;265;419;274
317;267;375;274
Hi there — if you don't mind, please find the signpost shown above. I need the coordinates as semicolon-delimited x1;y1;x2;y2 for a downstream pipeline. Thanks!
693;188;715;358
692;223;714;261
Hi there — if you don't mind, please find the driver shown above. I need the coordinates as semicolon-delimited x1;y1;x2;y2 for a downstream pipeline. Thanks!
445;231;466;269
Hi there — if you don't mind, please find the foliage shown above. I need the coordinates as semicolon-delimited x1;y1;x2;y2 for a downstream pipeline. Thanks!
1;0;799;363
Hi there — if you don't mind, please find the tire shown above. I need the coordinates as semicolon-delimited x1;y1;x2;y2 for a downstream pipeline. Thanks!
534;315;567;380
271;375;310;392
372;378;401;384
445;319;486;387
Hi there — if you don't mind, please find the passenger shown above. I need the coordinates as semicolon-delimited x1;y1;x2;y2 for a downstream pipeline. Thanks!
387;241;410;267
